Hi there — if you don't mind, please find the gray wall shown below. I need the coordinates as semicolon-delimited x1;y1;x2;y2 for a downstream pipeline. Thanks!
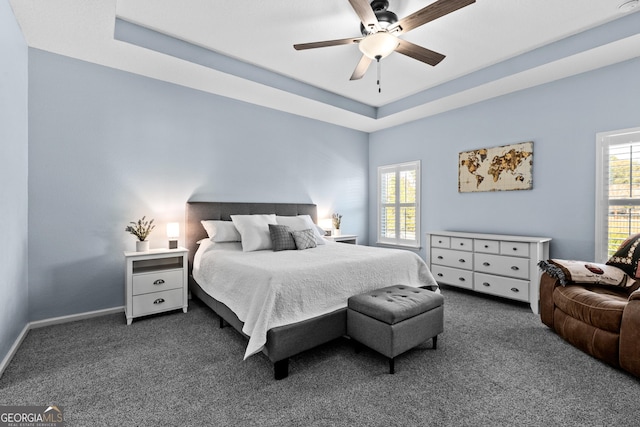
1;3;29;364
27;49;369;321
369;58;640;261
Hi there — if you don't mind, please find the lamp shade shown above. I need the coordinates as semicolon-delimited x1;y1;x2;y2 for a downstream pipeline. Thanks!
358;32;398;60
166;222;180;238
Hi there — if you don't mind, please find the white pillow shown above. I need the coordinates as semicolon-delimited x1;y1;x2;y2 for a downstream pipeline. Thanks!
276;215;326;245
201;220;241;242
231;214;277;252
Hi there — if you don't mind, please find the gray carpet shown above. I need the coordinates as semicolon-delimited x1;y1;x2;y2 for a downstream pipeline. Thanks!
1;286;638;426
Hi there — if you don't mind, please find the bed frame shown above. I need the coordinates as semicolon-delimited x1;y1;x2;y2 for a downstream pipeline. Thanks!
186;201;347;380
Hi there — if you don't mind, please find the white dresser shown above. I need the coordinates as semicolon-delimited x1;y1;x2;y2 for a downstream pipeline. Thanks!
426;231;551;314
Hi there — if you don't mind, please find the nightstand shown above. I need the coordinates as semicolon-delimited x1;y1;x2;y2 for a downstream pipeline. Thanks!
124;247;188;325
325;234;358;244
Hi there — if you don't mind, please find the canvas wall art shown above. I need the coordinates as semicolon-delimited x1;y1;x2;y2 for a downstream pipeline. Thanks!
459;141;533;193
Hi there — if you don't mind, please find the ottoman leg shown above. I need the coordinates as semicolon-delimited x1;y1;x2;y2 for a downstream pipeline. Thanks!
389;357;395;374
433;335;438;349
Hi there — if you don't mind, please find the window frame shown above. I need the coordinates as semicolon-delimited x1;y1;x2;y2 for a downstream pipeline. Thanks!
595;126;640;263
377;160;421;248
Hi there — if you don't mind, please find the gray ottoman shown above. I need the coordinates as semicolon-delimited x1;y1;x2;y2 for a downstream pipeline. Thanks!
347;285;444;374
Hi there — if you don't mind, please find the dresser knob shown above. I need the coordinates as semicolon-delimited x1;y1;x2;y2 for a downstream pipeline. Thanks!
511;266;519;271
153;298;165;305
437;256;443;260
483;262;490;266
484;245;489;248
459;259;466;263
510;288;520;293
459;277;465;282
482;282;490;287
153;279;165;285
437;273;443;277
512;247;518;251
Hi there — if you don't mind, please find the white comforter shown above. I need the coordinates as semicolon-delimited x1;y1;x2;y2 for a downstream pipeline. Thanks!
193;241;438;359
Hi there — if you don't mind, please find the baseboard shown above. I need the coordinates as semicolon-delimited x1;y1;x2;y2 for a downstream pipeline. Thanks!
0;306;124;379
30;306;124;329
0;323;30;379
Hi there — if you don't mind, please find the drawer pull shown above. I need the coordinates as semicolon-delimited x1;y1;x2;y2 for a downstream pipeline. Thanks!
482;282;490;287
438;240;443;243
482;262;490;266
153;279;165;285
460;243;464;246
511;266;520;271
458;277;465;282
512;247;518;251
437;256;443;260
437;273;443;277
458;259;466;263
510;287;520;293
484;245;489;248
153;298;165;305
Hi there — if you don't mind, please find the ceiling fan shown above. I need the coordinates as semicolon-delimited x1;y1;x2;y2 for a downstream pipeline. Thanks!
294;0;475;89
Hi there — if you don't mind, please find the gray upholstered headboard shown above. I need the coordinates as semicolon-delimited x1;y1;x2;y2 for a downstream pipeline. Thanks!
185;201;317;273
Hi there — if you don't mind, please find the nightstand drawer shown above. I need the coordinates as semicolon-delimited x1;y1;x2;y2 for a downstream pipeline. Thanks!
132;269;183;295
474;272;529;302
132;288;183;316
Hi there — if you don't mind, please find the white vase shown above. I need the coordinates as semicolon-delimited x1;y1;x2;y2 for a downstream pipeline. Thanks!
333;228;341;237
136;240;150;252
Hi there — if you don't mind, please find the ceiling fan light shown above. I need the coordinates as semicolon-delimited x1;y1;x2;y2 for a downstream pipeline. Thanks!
358;32;399;60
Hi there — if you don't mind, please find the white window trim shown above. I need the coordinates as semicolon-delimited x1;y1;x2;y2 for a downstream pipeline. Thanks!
377;160;421;248
595;126;640;263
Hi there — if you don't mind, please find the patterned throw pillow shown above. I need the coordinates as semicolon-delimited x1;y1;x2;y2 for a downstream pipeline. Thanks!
268;224;296;251
607;233;640;278
292;229;317;250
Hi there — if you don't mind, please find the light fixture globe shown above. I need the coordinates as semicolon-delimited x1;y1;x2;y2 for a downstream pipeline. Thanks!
358;32;399;60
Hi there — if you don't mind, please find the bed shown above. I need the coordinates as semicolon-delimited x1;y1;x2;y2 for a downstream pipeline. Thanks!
186;201;438;379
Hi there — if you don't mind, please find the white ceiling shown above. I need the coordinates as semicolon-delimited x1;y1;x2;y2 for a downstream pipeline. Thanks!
9;0;640;132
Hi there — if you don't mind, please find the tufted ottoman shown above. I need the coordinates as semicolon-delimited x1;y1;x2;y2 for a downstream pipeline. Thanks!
347;285;444;374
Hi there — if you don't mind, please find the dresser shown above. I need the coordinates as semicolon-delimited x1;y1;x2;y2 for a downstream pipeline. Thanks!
426;231;551;314
124;247;188;325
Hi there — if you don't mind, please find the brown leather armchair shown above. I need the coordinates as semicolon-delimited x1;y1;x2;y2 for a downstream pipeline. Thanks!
540;272;640;377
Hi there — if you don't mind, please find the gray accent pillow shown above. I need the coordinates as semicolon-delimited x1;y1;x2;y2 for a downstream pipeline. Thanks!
292;229;317;250
269;224;297;251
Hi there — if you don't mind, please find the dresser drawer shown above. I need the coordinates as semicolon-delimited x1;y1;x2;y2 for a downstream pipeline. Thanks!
132;288;183;317
474;272;529;302
474;239;500;254
431;235;451;248
474;253;529;279
431;265;473;290
432;248;473;270
500;241;530;258
132;269;183;295
451;237;473;251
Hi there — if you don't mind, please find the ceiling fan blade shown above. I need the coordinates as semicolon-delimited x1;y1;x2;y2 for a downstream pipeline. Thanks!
350;55;373;80
395;39;446;66
389;0;475;35
348;0;380;32
294;37;362;51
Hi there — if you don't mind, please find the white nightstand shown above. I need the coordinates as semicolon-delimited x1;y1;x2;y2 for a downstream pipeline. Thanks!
325;234;358;244
124;247;188;325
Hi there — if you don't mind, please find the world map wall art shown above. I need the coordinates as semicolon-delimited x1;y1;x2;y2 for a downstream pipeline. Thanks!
458;141;533;193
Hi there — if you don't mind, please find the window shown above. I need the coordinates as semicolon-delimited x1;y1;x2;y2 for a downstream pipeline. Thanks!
595;127;640;262
377;161;420;247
